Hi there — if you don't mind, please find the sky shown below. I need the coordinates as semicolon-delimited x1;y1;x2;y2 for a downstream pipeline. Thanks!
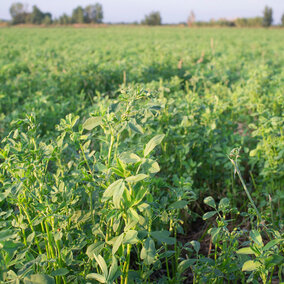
1;0;284;24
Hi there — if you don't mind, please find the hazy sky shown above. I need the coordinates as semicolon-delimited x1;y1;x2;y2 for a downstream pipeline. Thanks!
1;0;284;24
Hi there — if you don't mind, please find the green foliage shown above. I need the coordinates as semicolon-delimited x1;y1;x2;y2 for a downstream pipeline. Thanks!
262;6;273;27
9;3;52;25
30;6;45;25
72;6;85;24
9;2;103;26
58;14;71;25
72;3;104;24
237;230;283;283
0;27;283;283
9;2;29;25
235;17;263;27
141;11;162;25
85;3;103;24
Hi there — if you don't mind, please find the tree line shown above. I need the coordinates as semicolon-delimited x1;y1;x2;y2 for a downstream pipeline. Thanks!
9;3;103;25
188;7;282;28
8;3;284;27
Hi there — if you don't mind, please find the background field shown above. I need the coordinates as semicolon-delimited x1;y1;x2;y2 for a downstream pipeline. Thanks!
0;27;283;283
1;27;283;134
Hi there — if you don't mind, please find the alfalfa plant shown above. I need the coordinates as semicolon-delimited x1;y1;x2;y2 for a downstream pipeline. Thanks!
229;148;283;283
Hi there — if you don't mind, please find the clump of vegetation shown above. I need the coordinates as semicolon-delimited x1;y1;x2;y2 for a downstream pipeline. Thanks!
262;6;273;27
0;27;283;283
9;2;103;25
141;11;162;26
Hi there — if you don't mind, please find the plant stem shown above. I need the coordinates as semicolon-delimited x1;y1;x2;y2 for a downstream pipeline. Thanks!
18;206;27;247
165;244;171;280
124;244;132;284
79;143;93;176
89;191;95;227
230;159;262;221
41;221;50;259
21;205;42;254
107;135;115;167
44;220;56;259
174;226;178;271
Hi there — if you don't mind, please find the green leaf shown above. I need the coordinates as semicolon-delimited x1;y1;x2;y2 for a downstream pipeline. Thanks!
95;162;108;173
54;231;63;242
106;236;118;245
123;230;139;245
138;203;150;212
103;179;123;198
144;134;165;157
202;211;217;220
27;232;35;244
129;122;144;134
151;231;176;245
140;237;156;265
113;216;121;233
113;181;125;208
263;238;284;251
108;256;118;282
50;268;69;277
249;149;258;157
124;220;138;232
112;233;124;255
94;254;108;279
203;196;216;208
1;240;22;253
143;159;160;174
177;259;196;274
86;242;104;259
0;188;11;202
86;273;106;283
128;208;140;222
119;152;141;164
190;241;200;254
218;198;230;211
0;229;17;242
264;254;284;268
236;247;255;255
71;115;80;127
23;274;55;284
161;211;169;223
103;179;125;208
83;117;102;130
133;187;148;206
168;200;188;210
242;260;261;271
250;230;263;247
209;227;221;243
125;174;148;183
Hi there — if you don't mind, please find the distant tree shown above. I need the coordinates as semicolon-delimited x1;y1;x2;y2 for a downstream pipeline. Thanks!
281;13;284;26
187;10;195;27
59;13;71;25
30;5;45;24
9;2;29;24
72;6;85;23
215;18;235;27
141;11;161;26
262;6;273;27
42;13;52;25
85;3;103;23
235;17;262;27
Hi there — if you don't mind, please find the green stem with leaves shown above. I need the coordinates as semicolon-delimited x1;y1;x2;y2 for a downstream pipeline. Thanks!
229;158;261;222
107;135;115;168
123;244;132;284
